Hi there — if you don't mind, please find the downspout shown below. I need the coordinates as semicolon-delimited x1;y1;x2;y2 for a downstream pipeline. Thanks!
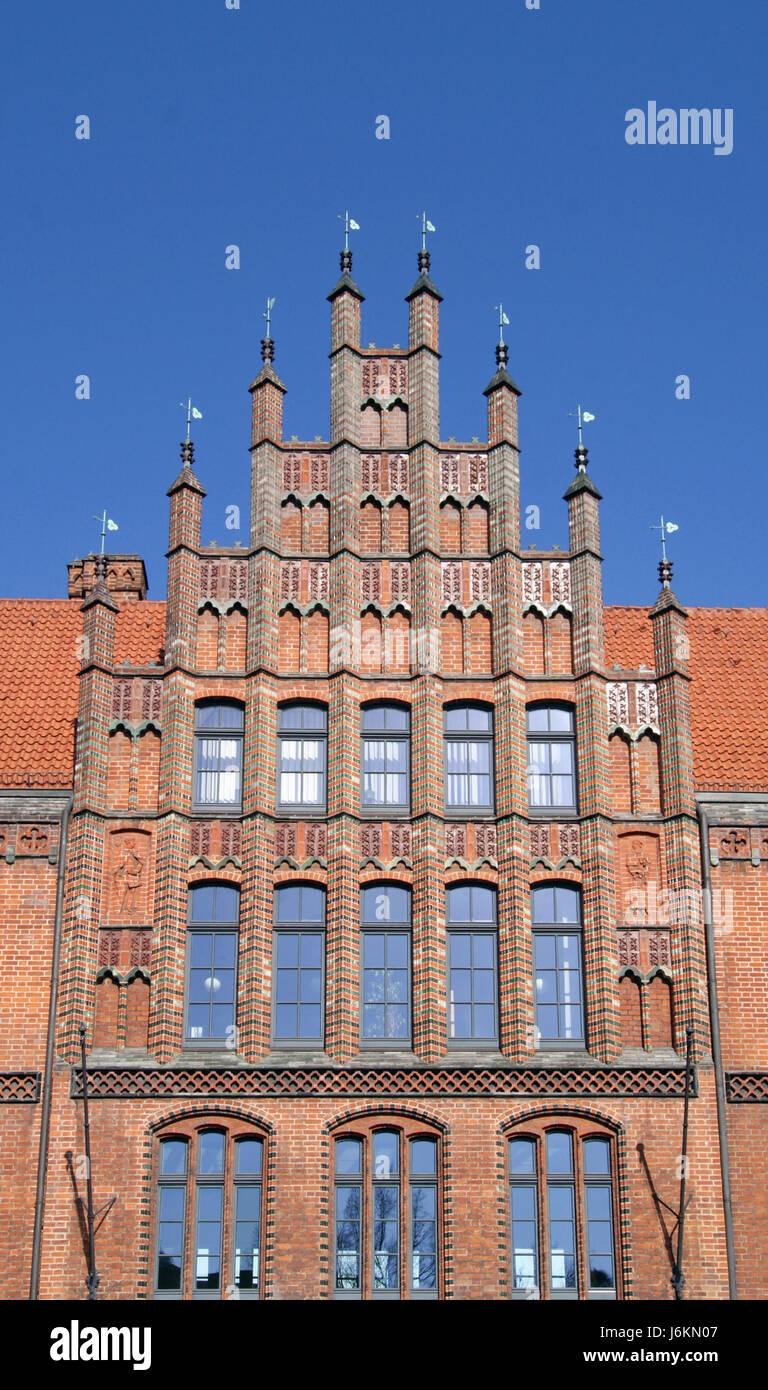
29;794;72;1299
696;801;738;1299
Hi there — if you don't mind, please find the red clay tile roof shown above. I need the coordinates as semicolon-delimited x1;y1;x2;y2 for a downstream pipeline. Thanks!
606;606;768;788
0;600;81;786
1;599;766;790
0;599;166;787
114;602;166;666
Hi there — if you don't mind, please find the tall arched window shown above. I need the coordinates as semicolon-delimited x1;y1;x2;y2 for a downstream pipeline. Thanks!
526;705;577;812
185;884;239;1045
360;704;410;810
360;884;411;1046
277;704;327;812
446;883;498;1045
154;1120;265;1300
508;1119;619;1300
193;702;244;809
272;883;325;1045
443;704;494;812
333;1118;440;1300
531;884;584;1048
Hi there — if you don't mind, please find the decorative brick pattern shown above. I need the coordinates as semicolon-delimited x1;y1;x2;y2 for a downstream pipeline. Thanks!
190;823;212;858
522;562;542;603
474;824;496;860
442;561;462;603
608;682;630;725
550;561;571;604
0;1072;40;1103
361;824;382;860
361;563;381;602
636;681;658;727
275;824;297;860
445;825;466;859
530;825;550;860
726;1073;768;1102
71;1064;696;1100
389;824;411;859
305;824;327;860
388;454;408;494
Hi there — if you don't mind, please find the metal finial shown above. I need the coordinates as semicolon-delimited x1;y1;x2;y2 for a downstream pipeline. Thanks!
94;552;107;581
496;342;509;367
418;212;436;271
337;210;360;254
178;398;203;441
263;296;276;340
574;444;589;472
261;338;275;363
180;439;195;466
650;515;680;566
494;303;510;347
568;404;596;450
658;557;674;588
92;509;119;556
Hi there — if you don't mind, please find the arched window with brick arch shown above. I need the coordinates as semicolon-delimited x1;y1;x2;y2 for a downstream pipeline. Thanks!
507;1115;621;1300
153;1117;266;1300
531;883;584;1048
332;1115;441;1300
184;882;239;1045
193;701;244;811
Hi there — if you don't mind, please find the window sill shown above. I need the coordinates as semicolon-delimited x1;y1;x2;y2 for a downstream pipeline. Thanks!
527;809;579;820
360;808;411;818
444;808;495;819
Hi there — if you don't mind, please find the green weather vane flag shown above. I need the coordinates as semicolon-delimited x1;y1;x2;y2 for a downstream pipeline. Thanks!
337;210;360;250
568;404;596;448
650;515;680;562
419;212;436;249
494;304;510;345
93;510;118;555
178;398;203;440
263;296;276;337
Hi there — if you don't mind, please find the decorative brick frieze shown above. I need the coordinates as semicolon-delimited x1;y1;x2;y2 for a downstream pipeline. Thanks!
71;1064;696;1100
0;1072;41;1103
726;1072;768;1103
522;562;542;603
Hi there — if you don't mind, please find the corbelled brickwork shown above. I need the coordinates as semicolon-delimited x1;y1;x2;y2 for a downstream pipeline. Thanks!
0;248;765;1302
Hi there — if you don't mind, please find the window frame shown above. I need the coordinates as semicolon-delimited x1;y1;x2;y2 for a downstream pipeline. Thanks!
359;883;412;1051
153;1121;266;1301
531;883;585;1050
271;881;326;1049
192;701;244;813
332;1120;441;1301
445;881;499;1049
442;703;495;816
526;703;578;815
360;703;411;815
276;702;328;815
507;1121;619;1302
184;883;240;1050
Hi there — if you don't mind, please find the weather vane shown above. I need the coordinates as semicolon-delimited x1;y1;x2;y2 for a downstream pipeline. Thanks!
493;303;510;345
568;404;596;448
93;509;118;556
178;399;203;440
263;296;276;338
650;515;679;563
418;212;436;250
337;210;360;250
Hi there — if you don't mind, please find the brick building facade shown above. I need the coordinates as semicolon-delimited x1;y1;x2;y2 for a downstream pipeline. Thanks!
1;245;766;1301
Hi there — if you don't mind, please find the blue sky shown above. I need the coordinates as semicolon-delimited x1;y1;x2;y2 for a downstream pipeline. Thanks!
2;0;764;606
